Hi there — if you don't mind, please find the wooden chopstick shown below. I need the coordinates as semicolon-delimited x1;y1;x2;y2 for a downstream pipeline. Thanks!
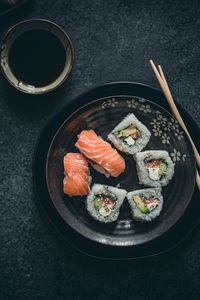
158;64;200;167
149;60;200;191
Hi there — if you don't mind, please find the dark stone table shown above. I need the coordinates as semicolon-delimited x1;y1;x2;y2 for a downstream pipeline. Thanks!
1;0;200;299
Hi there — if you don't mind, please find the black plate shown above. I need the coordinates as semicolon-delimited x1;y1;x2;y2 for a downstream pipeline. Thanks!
46;95;196;247
33;82;200;259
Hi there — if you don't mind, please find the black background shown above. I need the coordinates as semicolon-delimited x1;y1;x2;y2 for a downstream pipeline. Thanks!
0;0;200;299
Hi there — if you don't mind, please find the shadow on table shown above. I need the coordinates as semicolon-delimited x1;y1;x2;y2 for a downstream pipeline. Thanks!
0;75;74;121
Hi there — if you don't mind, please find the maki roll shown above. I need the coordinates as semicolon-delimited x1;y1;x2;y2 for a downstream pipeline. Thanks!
86;184;127;223
134;150;175;187
108;113;151;155
127;188;163;222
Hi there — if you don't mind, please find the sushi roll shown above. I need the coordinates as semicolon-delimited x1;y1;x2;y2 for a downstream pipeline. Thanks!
134;150;175;187
63;153;91;196
127;188;163;222
108;113;151;155
75;130;125;177
86;184;127;223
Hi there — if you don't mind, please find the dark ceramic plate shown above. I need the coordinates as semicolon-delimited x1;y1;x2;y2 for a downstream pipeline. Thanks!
33;82;200;259
46;95;196;247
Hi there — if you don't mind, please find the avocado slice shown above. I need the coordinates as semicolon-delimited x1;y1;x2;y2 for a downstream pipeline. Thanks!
133;195;150;214
113;130;121;135
120;128;137;137
159;161;167;176
94;196;102;210
113;127;138;137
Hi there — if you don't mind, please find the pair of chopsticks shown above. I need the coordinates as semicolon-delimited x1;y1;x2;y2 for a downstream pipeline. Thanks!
149;60;200;192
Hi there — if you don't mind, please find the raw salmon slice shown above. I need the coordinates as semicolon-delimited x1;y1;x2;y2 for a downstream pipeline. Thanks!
75;130;125;177
63;153;90;196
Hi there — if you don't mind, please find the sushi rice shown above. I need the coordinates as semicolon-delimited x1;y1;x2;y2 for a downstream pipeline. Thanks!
86;184;127;223
134;150;175;187
127;187;163;222
108;113;151;155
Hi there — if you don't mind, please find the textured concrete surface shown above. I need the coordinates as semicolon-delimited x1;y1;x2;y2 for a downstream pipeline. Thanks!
0;0;200;299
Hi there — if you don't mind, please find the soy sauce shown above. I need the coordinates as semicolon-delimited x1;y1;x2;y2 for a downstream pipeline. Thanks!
9;30;66;87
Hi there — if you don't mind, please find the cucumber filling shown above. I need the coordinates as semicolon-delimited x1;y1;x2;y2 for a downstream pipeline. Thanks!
94;194;116;217
113;123;141;145
144;158;168;181
133;195;160;214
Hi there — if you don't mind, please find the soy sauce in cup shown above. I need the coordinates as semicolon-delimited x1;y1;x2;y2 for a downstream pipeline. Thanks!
9;29;66;87
0;19;74;94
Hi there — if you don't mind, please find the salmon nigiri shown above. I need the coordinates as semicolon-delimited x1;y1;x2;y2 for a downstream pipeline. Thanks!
75;130;125;177
63;153;90;196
